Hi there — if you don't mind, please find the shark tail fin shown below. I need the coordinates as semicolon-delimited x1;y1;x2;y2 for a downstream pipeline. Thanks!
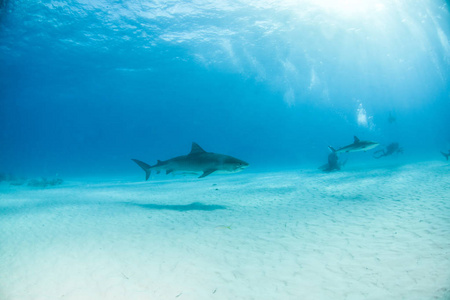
328;146;337;153
131;159;152;180
441;151;449;161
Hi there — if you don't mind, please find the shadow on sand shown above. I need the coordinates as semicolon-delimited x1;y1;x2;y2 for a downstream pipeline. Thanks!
0;200;226;216
124;202;227;212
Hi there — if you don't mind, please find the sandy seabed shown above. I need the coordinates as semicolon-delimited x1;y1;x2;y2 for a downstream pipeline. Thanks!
1;162;449;300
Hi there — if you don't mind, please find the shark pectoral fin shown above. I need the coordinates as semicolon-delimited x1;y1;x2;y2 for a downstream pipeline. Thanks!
199;169;217;178
166;169;173;175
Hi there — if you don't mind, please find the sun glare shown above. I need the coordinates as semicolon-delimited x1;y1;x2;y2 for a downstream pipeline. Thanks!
304;0;386;18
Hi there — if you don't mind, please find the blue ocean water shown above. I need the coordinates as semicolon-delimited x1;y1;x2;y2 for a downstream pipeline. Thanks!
0;0;449;178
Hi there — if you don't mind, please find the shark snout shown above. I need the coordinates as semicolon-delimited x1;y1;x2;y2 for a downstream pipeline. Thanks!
239;161;249;169
231;159;249;172
237;160;249;170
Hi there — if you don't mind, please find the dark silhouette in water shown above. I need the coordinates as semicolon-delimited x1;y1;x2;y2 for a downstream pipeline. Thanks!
0;173;63;187
27;178;63;187
373;143;403;159
388;112;396;124
441;150;450;161
319;147;346;172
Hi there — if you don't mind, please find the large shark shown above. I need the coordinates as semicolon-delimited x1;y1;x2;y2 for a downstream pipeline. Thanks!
132;142;249;180
330;136;379;154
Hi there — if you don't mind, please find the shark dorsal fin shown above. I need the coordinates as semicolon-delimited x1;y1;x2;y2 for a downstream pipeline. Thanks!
189;142;206;155
353;136;360;143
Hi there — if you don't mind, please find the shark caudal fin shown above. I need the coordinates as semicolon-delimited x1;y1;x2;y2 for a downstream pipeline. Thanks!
328;146;337;153
441;151;450;161
131;159;152;180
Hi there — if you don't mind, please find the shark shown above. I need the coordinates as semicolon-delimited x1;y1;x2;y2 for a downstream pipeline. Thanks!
441;150;450;161
330;136;379;154
318;147;346;172
132;142;249;180
388;112;396;124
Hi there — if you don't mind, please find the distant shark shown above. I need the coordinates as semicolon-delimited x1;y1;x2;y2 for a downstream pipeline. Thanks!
318;146;347;172
441;150;450;161
132;142;249;180
388;112;396;124
330;136;379;154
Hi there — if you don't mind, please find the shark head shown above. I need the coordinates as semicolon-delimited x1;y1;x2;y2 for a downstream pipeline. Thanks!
222;156;249;173
353;136;379;149
358;141;379;151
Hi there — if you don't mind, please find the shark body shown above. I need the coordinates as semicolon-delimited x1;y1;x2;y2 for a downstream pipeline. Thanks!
330;136;379;154
132;143;249;180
